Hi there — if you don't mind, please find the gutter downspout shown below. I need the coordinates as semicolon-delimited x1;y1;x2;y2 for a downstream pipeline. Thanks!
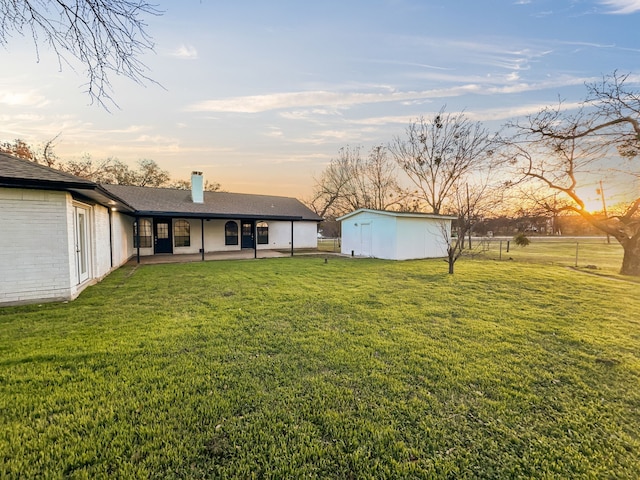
291;221;294;257
254;221;258;259
201;218;205;261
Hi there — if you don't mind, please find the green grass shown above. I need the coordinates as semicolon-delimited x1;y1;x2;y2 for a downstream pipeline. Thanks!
1;257;639;478
470;237;631;280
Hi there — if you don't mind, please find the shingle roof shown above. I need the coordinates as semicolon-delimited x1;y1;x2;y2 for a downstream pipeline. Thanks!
0;152;95;187
0;152;321;221
101;184;322;221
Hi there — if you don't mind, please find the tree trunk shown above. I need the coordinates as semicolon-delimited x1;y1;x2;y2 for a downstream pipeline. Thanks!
620;235;640;276
448;249;455;274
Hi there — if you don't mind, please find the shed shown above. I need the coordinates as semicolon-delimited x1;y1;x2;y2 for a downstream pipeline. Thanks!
337;209;456;260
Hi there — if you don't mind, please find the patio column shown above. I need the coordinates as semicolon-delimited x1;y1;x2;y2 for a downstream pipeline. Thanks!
254;220;258;259
201;218;205;261
135;215;141;264
291;220;294;256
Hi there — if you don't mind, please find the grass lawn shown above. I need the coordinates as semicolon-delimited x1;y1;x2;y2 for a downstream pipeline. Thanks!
1;257;639;478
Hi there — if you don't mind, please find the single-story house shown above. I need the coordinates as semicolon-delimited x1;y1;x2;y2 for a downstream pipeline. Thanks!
0;153;321;306
337;208;456;260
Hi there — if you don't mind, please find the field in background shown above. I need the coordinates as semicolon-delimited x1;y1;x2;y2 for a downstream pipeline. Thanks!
1;257;639;478
319;235;630;280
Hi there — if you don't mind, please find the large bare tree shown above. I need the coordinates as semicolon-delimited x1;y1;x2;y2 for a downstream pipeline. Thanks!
309;145;407;219
390;107;502;273
0;0;161;107
504;72;640;276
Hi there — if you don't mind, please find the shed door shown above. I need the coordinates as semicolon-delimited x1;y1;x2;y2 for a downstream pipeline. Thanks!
360;223;372;257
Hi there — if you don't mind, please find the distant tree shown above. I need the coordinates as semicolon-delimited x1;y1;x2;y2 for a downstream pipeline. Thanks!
1;138;193;189
0;1;162;107
165;179;222;192
0;137;59;167
503;72;640;276
309;145;407;218
390;107;502;273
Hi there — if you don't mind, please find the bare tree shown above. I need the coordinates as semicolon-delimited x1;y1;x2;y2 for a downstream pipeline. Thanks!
390;107;502;273
0;1;161;107
390;107;498;215
308;145;407;218
504;73;640;276
1;136;60;167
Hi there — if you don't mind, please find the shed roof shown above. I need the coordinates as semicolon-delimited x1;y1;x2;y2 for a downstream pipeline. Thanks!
337;208;457;222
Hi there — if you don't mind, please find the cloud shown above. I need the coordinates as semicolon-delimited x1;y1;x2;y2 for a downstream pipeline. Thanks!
168;44;199;59
0;90;47;107
599;0;640;13
185;76;589;115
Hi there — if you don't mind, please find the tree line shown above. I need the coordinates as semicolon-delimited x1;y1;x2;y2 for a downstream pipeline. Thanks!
0;138;221;192
309;72;640;276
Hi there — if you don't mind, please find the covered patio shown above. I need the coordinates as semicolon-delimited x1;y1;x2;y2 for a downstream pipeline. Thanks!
126;249;290;265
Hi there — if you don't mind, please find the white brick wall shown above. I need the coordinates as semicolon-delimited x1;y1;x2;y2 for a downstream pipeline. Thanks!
0;188;74;304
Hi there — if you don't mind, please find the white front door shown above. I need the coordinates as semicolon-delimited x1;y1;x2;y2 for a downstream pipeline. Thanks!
74;206;90;284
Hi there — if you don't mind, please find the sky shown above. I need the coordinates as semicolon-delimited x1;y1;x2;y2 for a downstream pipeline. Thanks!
1;0;639;204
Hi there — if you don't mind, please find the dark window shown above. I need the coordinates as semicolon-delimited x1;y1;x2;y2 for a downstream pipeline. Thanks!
133;219;152;248
225;221;238;245
257;221;268;244
174;220;190;247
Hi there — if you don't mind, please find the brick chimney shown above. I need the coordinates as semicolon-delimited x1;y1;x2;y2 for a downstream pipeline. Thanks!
191;171;204;203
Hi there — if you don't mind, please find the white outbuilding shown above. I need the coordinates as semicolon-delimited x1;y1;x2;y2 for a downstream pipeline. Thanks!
337;209;456;260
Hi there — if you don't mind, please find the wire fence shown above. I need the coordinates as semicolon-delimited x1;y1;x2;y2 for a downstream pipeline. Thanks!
468;236;624;274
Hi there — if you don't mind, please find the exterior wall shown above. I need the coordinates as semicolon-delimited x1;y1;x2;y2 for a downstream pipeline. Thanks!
0;188;73;304
340;211;451;260
93;203;112;278
395;217;449;260
262;221;318;250
111;212;135;265
340;211;397;259
120;218;319;257
204;219;242;252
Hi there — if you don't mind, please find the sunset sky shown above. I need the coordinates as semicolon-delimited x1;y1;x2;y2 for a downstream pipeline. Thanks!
1;0;639;203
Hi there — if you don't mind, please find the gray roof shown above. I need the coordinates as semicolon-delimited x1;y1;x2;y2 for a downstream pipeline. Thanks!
0;152;95;187
0;152;321;221
101;184;322;221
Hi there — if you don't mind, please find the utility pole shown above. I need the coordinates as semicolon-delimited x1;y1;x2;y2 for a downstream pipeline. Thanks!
597;180;610;244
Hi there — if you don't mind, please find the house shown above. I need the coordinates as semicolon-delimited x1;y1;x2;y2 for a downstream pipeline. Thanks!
0;153;321;306
337;208;456;260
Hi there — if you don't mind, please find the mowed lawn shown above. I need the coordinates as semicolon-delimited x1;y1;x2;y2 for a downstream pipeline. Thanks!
1;257;639;478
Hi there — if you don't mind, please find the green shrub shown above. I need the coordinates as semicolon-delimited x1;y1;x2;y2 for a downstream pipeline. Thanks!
514;232;530;247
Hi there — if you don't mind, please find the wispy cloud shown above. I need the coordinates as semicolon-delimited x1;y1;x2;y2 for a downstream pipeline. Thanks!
599;0;640;13
0;90;47;107
185;76;590;114
168;44;199;59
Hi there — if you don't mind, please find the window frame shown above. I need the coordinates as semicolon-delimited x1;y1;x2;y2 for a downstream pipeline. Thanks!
133;219;152;248
174;219;191;247
225;221;239;246
256;221;269;245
